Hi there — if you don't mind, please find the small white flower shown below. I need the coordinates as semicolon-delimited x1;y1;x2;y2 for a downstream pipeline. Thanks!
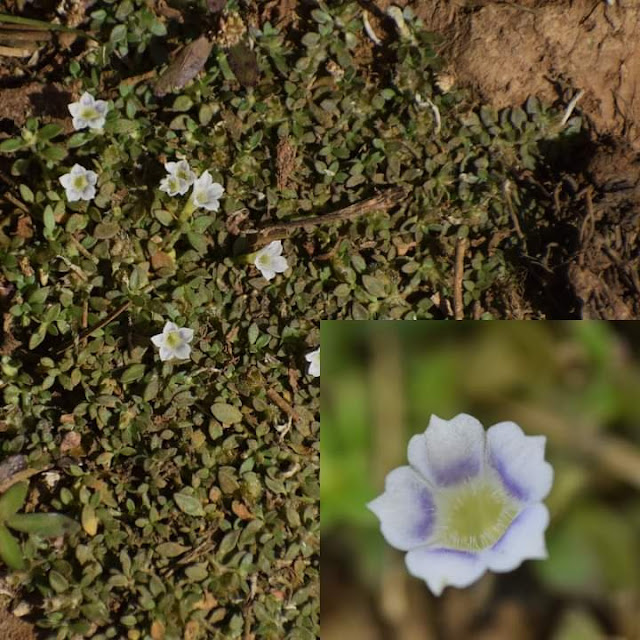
160;160;196;196
151;321;194;362
305;348;320;377
253;241;289;281
67;92;109;131
59;164;98;202
368;414;553;596
191;170;224;211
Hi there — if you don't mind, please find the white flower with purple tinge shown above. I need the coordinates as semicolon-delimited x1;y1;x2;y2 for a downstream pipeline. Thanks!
68;92;109;131
368;414;553;596
59;164;98;202
151;321;194;362
305;348;320;377
191;170;224;211
253;241;289;281
159;160;196;196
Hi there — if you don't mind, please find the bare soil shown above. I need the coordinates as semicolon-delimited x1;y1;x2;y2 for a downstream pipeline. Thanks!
370;0;640;318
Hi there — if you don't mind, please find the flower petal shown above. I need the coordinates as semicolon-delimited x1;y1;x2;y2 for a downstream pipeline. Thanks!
178;328;194;343
486;422;553;502
481;503;549;572
259;267;276;281
172;342;191;360
270;256;289;273
208;182;224;199
405;547;486;596
266;241;282;257
163;321;179;334
150;334;165;347
408;414;485;487
158;346;174;361
367;466;436;551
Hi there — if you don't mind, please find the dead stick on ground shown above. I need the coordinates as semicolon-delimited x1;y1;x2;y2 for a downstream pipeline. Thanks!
454;236;468;320
266;388;301;424
255;186;408;245
54;300;131;355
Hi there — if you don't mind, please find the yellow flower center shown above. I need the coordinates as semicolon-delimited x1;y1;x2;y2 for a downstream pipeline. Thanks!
435;476;518;551
80;106;98;120
72;175;88;190
165;331;181;348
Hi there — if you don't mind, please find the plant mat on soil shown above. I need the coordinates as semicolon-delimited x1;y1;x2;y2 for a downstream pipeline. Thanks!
0;0;637;637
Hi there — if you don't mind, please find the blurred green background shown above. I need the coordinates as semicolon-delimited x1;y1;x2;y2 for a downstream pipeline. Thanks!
321;321;640;640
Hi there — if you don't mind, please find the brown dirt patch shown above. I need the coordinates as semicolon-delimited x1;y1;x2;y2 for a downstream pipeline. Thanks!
375;0;640;151
0;606;37;640
569;140;640;319
0;82;73;132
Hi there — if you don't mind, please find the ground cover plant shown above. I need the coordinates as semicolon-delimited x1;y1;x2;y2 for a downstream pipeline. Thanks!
0;0;624;637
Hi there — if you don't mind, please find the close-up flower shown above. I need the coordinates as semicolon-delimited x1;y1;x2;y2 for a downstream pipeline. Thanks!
160;160;196;196
151;321;194;362
67;92;109;131
368;413;553;596
253;241;289;281
305;348;320;377
59;164;98;202
191;170;224;211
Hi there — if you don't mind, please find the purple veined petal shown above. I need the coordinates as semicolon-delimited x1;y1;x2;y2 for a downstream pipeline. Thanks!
163;321;179;334
486;422;553;502
408;414;485;487
178;328;194;343
158;345;173;361
367;466;436;551
164;161;178;174
150;334;165;347
81;185;96;201
405;547;486;596
481;503;549;572
59;174;72;189
79;92;94;105
70;164;85;175
172;342;191;360
94;100;108;114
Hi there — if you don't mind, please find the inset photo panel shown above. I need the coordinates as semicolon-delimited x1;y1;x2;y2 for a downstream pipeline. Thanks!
321;321;640;640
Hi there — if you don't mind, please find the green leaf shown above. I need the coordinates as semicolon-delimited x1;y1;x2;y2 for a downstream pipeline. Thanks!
0;138;25;152
110;24;127;43
172;95;193;112
211;402;242;424
29;323;48;350
19;184;34;203
40;145;67;162
0;482;29;521
156;542;190;557
217;529;240;556
43;205;56;232
94;222;120;239
49;569;69;593
173;492;205;517
121;364;146;384
0;524;24;570
6;512;80;537
38;124;63;141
